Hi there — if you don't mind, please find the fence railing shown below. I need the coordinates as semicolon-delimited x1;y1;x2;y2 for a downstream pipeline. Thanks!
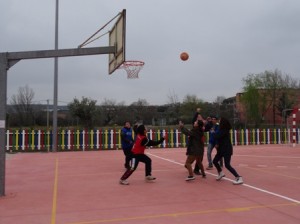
5;128;300;152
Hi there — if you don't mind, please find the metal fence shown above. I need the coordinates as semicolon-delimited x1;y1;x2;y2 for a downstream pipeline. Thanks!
5;128;300;152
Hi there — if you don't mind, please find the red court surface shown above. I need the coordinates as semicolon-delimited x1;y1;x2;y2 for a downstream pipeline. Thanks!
1;145;300;224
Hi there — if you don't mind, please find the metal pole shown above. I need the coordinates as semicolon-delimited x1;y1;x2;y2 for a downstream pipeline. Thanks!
283;109;293;130
282;110;286;130
0;54;7;196
47;99;49;129
53;0;59;152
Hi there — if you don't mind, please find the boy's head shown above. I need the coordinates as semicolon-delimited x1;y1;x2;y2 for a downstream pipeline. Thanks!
124;121;131;128
211;116;218;124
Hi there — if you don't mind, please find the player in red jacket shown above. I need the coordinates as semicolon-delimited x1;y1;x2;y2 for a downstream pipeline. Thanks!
119;124;165;185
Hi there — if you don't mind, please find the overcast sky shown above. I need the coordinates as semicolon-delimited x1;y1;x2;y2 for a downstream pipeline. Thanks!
1;0;300;106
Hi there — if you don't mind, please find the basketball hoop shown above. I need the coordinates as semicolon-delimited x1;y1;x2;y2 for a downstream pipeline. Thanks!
119;61;144;79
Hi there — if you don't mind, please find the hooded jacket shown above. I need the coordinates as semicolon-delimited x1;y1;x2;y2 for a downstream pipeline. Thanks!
180;126;204;156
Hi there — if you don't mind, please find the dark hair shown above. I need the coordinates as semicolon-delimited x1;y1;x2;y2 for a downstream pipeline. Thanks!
136;124;146;135
219;117;232;130
197;120;204;128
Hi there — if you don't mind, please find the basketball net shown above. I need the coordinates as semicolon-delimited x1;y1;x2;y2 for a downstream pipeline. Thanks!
119;61;144;79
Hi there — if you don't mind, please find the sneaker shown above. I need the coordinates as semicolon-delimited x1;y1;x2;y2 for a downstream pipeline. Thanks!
119;179;129;185
202;174;207;178
216;172;225;181
206;166;213;170
193;170;201;175
145;175;156;181
233;177;243;185
185;176;195;181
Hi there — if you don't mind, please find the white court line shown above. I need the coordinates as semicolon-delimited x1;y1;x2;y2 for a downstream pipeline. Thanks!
147;152;300;204
236;155;300;159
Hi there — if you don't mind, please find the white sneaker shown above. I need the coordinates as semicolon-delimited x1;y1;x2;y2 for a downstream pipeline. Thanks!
185;176;195;181
216;172;225;181
119;179;129;185
233;177;243;185
145;175;156;181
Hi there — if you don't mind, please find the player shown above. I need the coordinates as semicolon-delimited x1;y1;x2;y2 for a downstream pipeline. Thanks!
120;121;134;169
119;124;165;185
206;116;221;169
212;117;243;185
179;120;206;181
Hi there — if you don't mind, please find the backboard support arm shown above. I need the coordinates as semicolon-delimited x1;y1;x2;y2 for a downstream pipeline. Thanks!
0;46;115;197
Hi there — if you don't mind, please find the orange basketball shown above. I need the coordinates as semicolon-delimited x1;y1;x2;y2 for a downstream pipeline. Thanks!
180;52;189;61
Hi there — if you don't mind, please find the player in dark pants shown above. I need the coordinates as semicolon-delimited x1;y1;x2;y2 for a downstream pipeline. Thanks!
212;117;243;185
120;121;134;169
121;154;152;181
119;124;165;185
179;120;206;181
193;116;212;175
194;116;223;175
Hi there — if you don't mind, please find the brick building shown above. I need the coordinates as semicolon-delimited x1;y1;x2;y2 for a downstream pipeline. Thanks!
229;89;300;127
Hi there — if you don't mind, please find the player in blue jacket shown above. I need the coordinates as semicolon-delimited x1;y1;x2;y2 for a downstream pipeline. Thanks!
120;121;134;169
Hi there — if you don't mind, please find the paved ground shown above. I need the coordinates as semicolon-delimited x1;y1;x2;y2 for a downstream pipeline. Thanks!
1;145;300;224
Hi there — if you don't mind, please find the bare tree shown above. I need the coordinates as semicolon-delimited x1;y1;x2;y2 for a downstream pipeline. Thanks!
179;94;204;123
10;85;35;126
214;96;226;105
167;89;179;105
131;98;149;106
130;99;152;124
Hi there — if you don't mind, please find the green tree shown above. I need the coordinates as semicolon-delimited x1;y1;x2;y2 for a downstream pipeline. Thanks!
179;94;204;123
240;83;263;127
276;92;295;124
68;97;97;128
241;69;300;127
